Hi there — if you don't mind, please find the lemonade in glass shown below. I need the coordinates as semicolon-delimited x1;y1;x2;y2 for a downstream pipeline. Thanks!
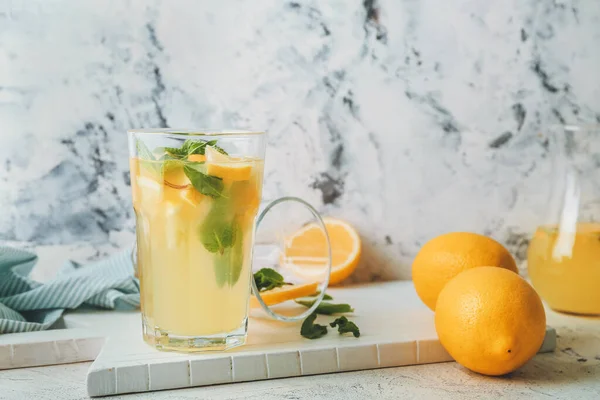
128;130;265;351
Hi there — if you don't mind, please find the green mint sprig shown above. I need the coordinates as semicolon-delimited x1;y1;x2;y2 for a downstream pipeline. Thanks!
164;139;221;158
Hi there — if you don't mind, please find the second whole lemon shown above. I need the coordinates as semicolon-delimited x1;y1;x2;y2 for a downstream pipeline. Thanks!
435;267;546;376
412;232;518;311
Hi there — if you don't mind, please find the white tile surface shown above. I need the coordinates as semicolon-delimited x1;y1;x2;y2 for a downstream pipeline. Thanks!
232;354;268;382
377;341;418;367
338;344;379;372
0;282;557;397
149;360;190;391
418;339;453;364
82;282;556;396
116;364;149;394
12;341;57;368
86;366;116;397
0;328;105;370
191;356;232;386
266;351;301;379
54;339;81;363
0;345;13;369
300;347;339;376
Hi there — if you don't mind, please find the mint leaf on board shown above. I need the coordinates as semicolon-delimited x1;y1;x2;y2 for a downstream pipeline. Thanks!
184;165;224;198
253;268;291;292
329;316;360;338
295;299;354;315
300;313;328;340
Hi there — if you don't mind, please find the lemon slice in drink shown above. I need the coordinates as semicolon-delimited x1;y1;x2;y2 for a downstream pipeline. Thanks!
133;176;162;209
205;146;253;181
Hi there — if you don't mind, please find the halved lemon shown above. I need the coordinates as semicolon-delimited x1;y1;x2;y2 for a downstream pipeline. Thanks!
205;146;252;181
249;282;318;308
283;218;361;285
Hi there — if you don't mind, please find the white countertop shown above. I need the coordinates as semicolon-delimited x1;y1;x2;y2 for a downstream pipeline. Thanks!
2;296;599;399
1;243;599;399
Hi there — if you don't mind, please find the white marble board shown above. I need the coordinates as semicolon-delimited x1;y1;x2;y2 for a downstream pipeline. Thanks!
76;281;556;397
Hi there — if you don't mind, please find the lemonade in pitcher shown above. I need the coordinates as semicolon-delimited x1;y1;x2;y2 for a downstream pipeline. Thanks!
528;223;600;315
129;131;264;350
527;124;600;316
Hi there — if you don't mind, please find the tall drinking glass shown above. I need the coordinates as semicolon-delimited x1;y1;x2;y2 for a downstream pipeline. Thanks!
127;130;331;351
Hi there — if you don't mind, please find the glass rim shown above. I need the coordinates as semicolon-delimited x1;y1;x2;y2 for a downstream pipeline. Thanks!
127;128;266;137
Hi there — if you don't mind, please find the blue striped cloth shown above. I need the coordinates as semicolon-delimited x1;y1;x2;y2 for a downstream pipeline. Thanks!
0;246;140;334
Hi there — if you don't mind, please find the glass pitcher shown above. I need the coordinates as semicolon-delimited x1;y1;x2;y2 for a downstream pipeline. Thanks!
528;124;600;315
127;129;332;351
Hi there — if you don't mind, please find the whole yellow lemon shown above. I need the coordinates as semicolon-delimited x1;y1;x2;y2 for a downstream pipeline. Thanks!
435;267;546;376
412;232;518;311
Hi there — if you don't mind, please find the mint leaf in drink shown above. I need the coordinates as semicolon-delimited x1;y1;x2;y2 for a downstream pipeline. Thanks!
212;219;244;287
220;220;237;249
201;226;226;254
164;146;186;158
253;268;291;292
165;139;197;158
162;157;185;175
300;313;328;340
183;140;208;156
199;217;234;255
214;249;230;287
330;316;360;338
229;225;244;285
136;139;162;176
184;165;224;198
136;139;155;160
165;139;227;158
295;299;354;315
198;197;236;255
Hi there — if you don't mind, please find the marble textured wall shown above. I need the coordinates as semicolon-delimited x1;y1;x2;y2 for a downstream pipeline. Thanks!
1;0;599;280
